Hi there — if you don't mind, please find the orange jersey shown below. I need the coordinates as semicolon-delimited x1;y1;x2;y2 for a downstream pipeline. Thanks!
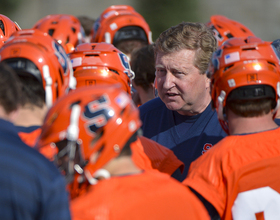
70;170;210;220
17;126;42;147
130;137;154;170
138;136;184;175
183;127;280;219
131;136;184;175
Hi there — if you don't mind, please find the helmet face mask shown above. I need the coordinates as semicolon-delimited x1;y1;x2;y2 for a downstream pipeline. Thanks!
54;139;85;184
207;36;280;133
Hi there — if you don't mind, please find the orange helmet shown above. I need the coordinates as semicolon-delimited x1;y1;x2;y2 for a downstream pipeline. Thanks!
37;84;141;186
69;42;134;94
90;5;136;41
91;6;152;45
207;36;280;133
0;14;21;47
0;28;76;107
33;14;86;52
206;15;255;46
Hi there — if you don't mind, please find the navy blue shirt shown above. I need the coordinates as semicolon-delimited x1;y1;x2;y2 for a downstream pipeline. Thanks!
275;118;280;126
139;97;227;181
0;119;71;220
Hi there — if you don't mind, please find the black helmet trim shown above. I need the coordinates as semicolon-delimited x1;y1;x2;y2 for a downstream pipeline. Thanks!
113;26;148;45
227;85;275;101
3;58;42;84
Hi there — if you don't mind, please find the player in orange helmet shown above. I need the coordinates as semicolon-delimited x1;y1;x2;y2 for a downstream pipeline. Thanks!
183;36;280;219
130;43;156;105
270;38;280;125
92;5;153;107
0;28;76;147
91;5;152;58
0;14;21;48
69;42;134;94
206;15;255;46
33;14;86;53
36;84;210;219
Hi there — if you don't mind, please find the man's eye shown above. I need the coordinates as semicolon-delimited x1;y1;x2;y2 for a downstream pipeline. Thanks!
174;71;184;75
156;69;166;74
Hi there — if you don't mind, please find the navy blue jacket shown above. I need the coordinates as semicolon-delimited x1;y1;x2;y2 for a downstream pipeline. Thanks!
0;119;71;220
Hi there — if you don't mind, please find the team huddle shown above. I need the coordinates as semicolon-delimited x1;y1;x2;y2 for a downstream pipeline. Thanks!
0;4;280;220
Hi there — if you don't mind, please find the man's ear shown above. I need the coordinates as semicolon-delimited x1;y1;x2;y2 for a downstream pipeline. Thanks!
205;75;211;90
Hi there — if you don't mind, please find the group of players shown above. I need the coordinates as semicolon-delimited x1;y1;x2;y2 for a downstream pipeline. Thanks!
0;4;280;220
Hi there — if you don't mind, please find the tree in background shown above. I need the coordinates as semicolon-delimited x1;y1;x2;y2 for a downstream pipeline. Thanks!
137;0;199;41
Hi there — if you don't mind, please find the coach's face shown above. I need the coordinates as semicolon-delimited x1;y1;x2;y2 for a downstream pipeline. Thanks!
155;49;211;116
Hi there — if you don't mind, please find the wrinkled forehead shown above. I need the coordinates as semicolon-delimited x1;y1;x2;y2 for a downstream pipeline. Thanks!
155;49;196;66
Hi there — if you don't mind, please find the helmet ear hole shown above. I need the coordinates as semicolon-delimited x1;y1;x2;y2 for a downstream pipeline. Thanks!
0;20;5;35
48;29;54;36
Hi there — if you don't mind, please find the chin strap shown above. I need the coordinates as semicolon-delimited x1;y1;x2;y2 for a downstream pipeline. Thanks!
217;90;230;134
105;32;111;44
66;104;81;181
67;59;77;92
85;169;111;185
217;90;226;121
42;65;53;108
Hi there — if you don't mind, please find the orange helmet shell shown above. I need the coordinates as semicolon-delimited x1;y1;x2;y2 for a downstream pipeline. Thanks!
92;7;152;45
37;84;141;180
33;14;86;51
206;15;255;46
208;36;280;116
0;14;21;47
69;42;134;94
0;28;75;107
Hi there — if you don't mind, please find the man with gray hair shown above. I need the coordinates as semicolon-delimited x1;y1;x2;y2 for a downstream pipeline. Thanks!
139;22;227;181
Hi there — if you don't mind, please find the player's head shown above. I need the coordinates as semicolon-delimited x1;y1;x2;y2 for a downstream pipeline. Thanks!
0;63;22;117
91;5;152;57
130;43;156;105
206;15;255;46
69;42;134;94
0;14;21;48
36;84;141;188
207;36;280;133
0;28;76;108
33;14;86;52
77;15;95;43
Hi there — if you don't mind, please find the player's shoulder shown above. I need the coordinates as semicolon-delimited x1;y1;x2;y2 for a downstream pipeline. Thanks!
2;130;62;180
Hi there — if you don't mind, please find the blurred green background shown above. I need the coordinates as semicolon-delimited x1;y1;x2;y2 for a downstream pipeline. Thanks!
1;0;279;42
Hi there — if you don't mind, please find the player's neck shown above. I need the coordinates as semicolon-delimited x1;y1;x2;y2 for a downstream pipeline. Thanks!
228;111;278;135
14;104;48;127
104;156;143;177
